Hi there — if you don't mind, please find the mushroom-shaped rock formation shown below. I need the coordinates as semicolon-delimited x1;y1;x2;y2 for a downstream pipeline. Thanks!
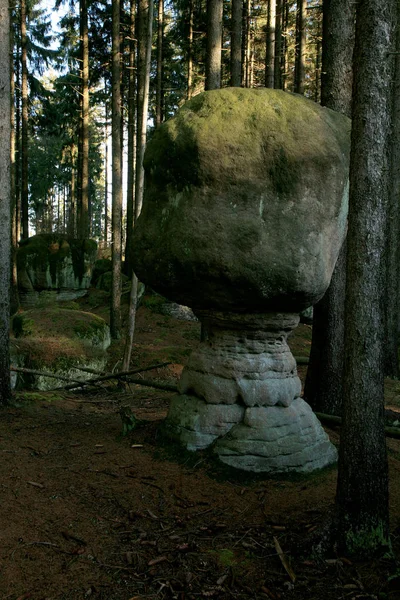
132;88;351;473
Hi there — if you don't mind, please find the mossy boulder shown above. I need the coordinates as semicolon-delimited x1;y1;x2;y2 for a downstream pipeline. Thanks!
17;234;97;302
91;258;112;286
10;307;111;390
132;88;351;312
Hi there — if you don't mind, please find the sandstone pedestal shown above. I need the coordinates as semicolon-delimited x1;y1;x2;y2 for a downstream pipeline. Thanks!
166;311;337;472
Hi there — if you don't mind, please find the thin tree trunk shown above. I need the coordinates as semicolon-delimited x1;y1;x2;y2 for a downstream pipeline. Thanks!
335;0;396;556
20;0;29;239
205;0;223;90
273;0;282;89
303;0;355;417
281;0;288;90
265;0;275;88
187;0;194;99
0;0;11;404
123;0;154;370
110;0;123;339
230;0;242;86
124;0;136;275
244;0;251;87
135;0;153;221
78;0;89;239
104;103;109;245
294;0;306;94
10;11;19;315
15;42;21;242
156;0;164;126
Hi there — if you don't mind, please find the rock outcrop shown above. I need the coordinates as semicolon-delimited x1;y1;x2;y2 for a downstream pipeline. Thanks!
132;88;351;473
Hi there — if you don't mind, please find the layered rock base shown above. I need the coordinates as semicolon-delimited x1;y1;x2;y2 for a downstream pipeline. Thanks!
165;311;337;473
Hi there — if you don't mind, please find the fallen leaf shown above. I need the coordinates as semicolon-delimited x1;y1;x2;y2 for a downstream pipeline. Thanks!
148;555;168;566
273;536;296;583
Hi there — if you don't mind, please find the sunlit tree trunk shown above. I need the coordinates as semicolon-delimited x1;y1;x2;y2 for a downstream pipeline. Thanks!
125;0;136;275
156;0;164;126
230;0;242;86
10;9;19;315
265;0;275;88
205;0;223;90
294;0;306;94
273;0;282;89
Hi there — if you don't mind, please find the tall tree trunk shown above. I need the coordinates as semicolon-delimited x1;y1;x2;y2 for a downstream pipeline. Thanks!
303;0;355;417
20;0;29;239
104;102;109;245
187;0;194;99
335;0;396;556
205;0;223;90
273;0;282;89
384;16;400;378
78;0;89;239
123;0;154;371
280;0;288;90
230;0;242;86
110;0;123;339
314;21;322;102
135;0;153;221
244;0;251;87
156;0;164;126
0;0;11;404
124;0;136;275
15;42;21;242
68;145;77;237
294;0;306;94
265;0;275;88
10;10;19;315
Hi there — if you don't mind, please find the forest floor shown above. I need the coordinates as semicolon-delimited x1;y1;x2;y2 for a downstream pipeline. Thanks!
3;293;400;600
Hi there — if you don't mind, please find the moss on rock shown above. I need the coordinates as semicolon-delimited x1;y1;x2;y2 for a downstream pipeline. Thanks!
18;234;97;292
133;88;351;313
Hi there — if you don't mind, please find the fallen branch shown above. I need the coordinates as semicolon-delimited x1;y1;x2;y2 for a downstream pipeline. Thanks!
54;362;172;391
10;366;86;386
315;411;400;440
124;377;178;393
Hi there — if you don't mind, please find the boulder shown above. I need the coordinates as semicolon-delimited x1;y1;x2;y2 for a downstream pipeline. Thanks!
17;234;97;304
132;88;350;313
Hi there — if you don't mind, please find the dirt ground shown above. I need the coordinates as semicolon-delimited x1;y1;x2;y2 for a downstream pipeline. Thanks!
4;296;400;600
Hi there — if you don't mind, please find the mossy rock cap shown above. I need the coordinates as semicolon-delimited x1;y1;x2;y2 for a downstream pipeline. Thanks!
133;88;351;312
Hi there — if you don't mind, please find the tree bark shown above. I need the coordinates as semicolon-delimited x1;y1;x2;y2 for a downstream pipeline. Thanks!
265;0;275;88
273;0;282;89
294;0;306;94
335;0;396;556
303;0;355;417
124;0;136;275
187;0;194;99
10;12;19;315
110;0;123;339
78;0;90;239
0;0;11;404
156;0;164;126
230;0;242;86
20;0;29;239
205;0;223;90
384;12;400;378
